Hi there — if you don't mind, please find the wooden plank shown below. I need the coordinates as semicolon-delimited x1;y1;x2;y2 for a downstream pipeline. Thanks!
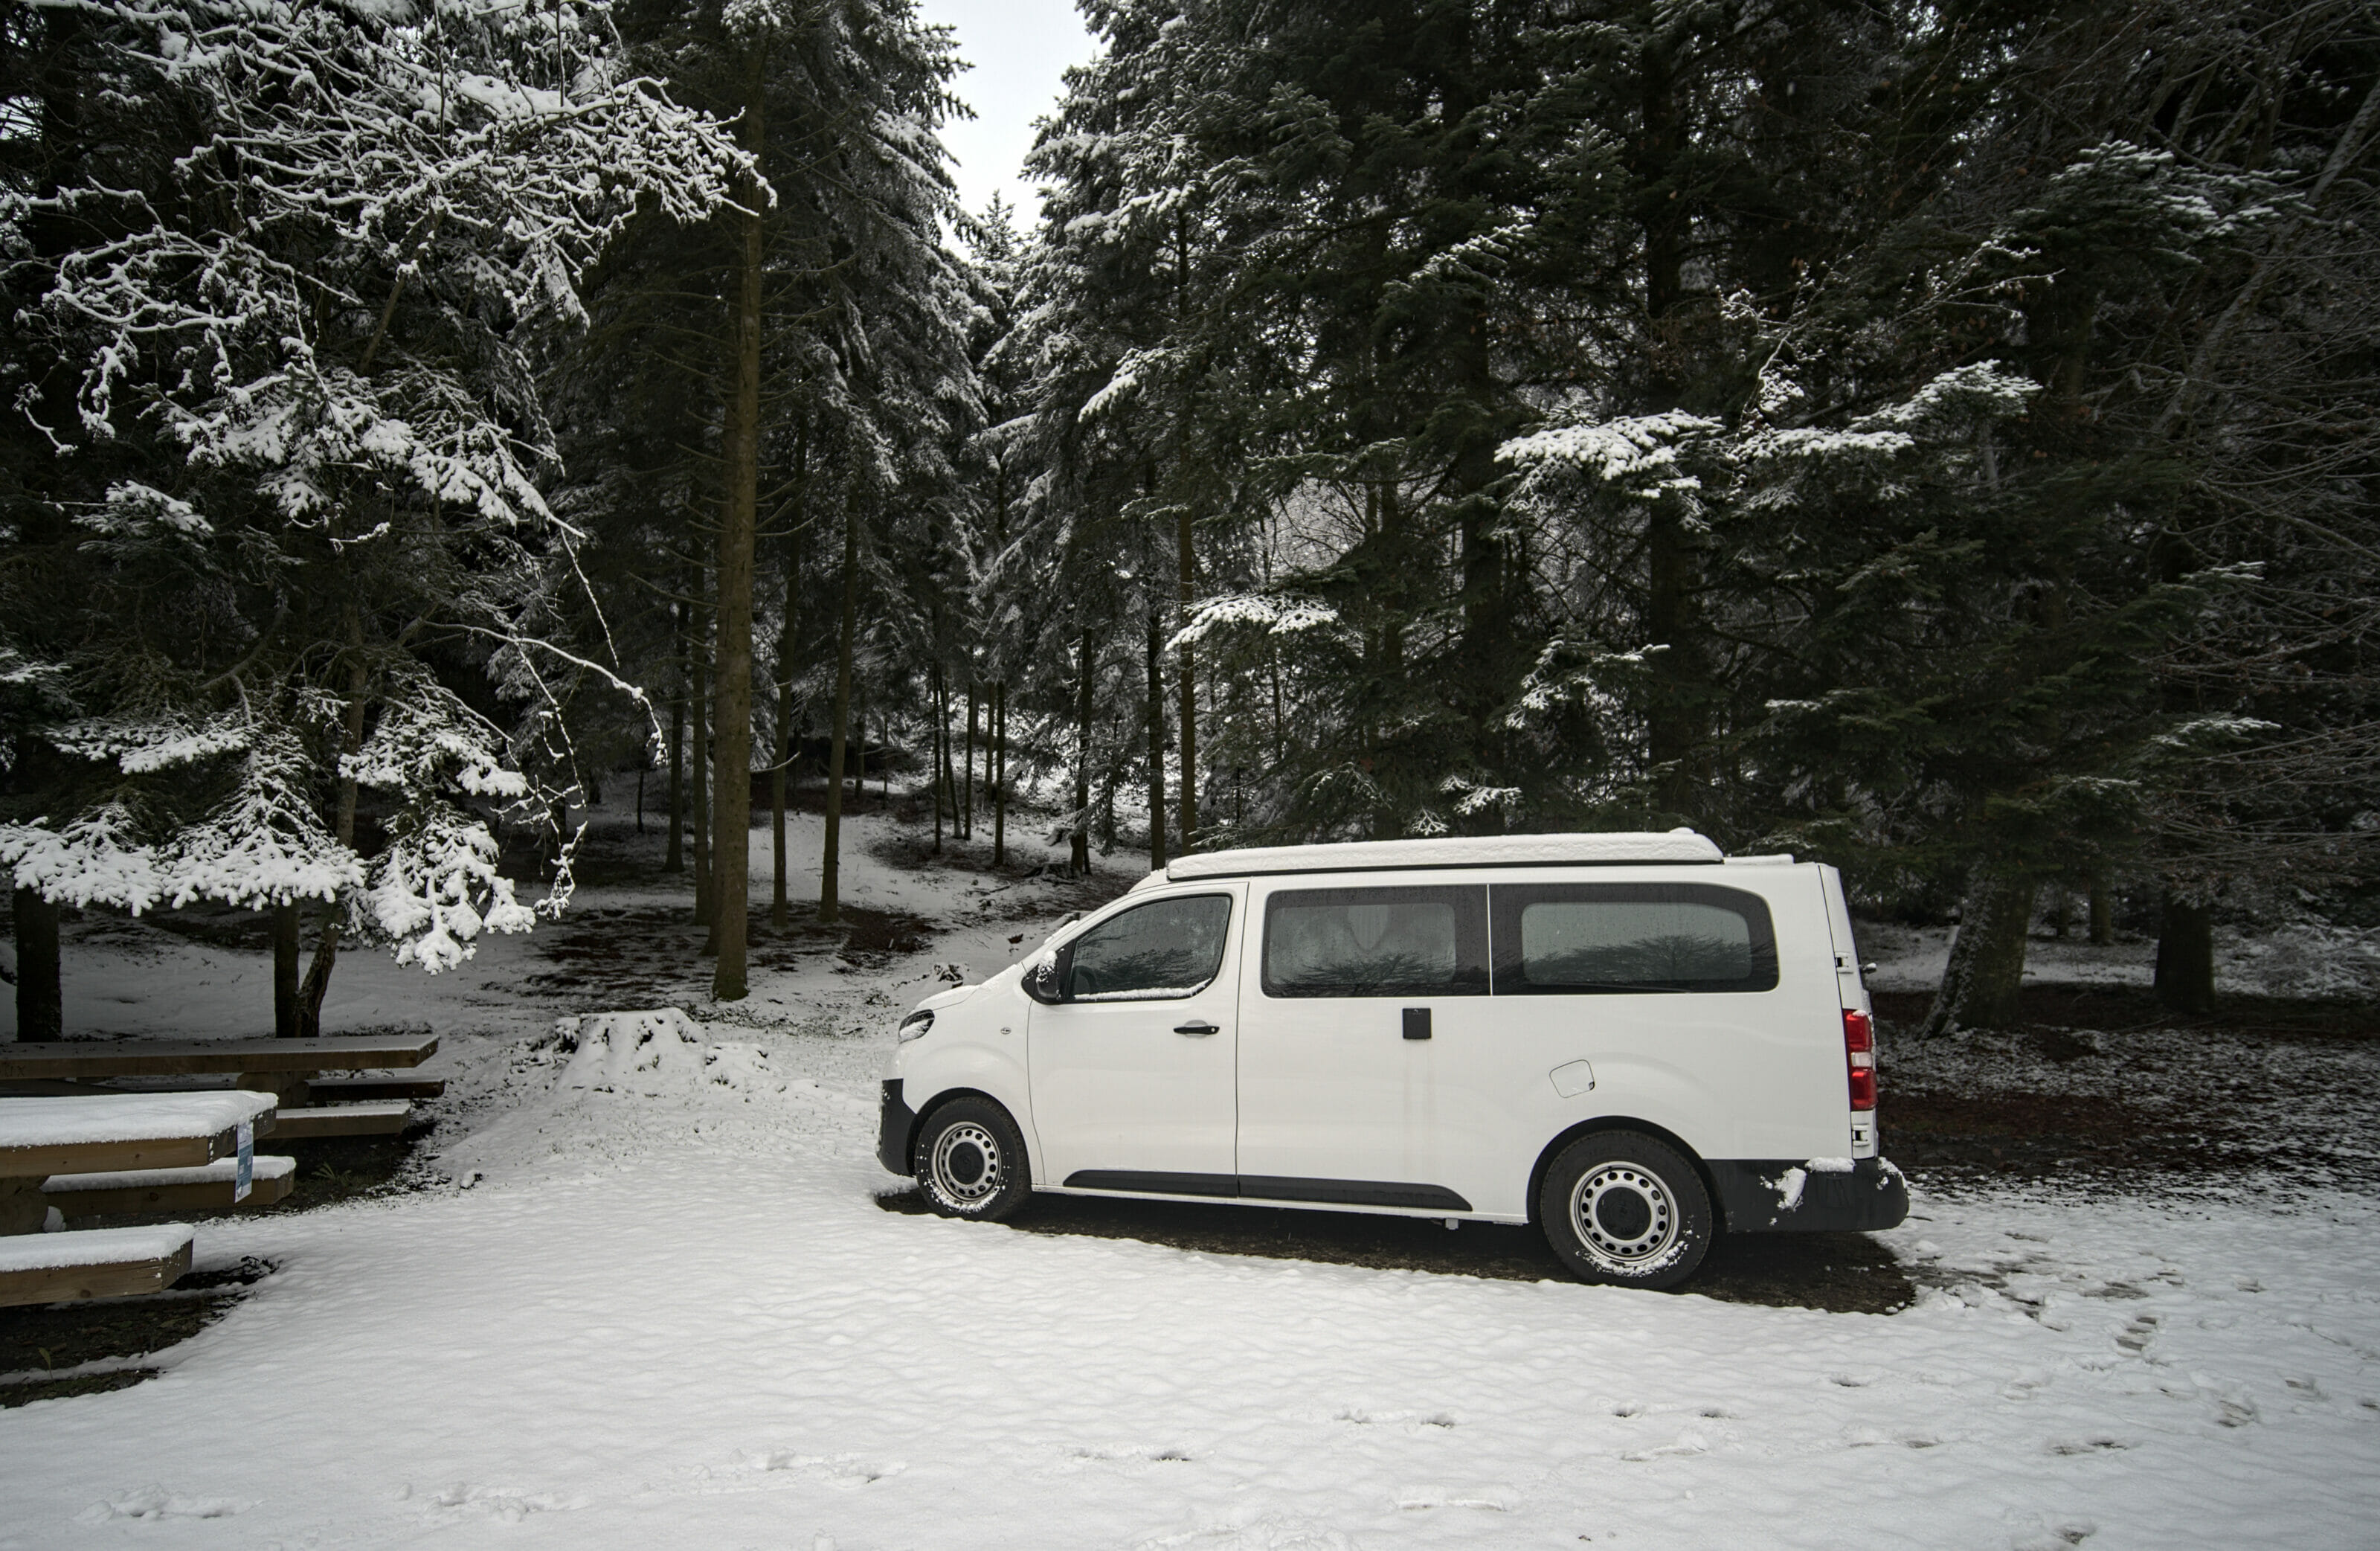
0;1035;438;1080
48;1168;297;1218
268;1102;412;1138
0;1236;192;1308
0;1115;273;1181
306;1076;446;1101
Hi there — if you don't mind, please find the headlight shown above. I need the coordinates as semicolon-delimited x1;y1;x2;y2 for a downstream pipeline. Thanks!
896;1009;935;1042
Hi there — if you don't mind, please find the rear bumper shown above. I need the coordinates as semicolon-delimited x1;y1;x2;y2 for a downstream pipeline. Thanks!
877;1079;918;1176
1708;1156;1908;1233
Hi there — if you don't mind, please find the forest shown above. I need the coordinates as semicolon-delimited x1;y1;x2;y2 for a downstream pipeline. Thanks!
4;0;2376;1039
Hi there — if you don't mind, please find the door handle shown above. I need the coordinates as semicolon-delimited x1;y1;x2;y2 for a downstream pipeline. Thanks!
1403;1007;1432;1041
1174;1020;1220;1037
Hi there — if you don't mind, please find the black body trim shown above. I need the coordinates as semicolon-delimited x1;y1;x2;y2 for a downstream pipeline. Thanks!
1706;1156;1908;1233
876;1079;918;1175
1062;1169;1472;1213
1238;1175;1472;1211
1065;1169;1240;1198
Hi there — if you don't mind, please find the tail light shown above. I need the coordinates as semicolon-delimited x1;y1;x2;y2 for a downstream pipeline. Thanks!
1844;1009;1877;1111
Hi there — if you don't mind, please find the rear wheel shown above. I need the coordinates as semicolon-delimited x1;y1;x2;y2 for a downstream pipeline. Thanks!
914;1097;1032;1221
1538;1131;1714;1290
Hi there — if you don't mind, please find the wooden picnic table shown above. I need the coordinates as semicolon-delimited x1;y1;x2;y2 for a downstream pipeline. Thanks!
0;1091;279;1182
0;1091;284;1305
0;1034;438;1085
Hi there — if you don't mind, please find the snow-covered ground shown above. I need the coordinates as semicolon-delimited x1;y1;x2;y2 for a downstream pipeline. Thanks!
5;810;2380;1547
1862;918;2380;1001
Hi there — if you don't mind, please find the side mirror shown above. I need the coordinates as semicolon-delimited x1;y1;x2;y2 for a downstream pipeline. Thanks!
1023;949;1070;1005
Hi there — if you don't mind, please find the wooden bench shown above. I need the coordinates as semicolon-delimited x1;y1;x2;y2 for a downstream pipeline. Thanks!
1;1091;278;1236
306;1076;446;1102
266;1102;413;1139
0;1224;196;1308
44;1155;298;1218
0;1034;439;1108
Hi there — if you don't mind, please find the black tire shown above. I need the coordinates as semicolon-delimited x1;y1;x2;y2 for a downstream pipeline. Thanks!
913;1097;1033;1221
1537;1130;1714;1290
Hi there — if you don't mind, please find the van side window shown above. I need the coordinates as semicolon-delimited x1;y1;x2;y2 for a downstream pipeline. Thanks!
1490;884;1778;994
1064;894;1233;1001
1261;886;1489;998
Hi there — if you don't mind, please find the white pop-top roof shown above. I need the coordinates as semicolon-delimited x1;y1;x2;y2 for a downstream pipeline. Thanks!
1149;829;1726;886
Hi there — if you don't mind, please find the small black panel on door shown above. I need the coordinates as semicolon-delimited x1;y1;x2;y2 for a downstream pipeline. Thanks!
1402;1006;1432;1040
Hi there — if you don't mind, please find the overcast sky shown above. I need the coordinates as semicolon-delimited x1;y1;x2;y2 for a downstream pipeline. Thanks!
916;0;1102;228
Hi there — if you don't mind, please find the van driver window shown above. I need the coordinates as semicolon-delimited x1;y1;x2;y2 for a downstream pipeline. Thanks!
1490;884;1778;994
1261;885;1489;997
1064;895;1232;1001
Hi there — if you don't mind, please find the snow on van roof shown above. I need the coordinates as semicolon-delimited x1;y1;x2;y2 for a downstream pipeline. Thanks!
1155;829;1725;884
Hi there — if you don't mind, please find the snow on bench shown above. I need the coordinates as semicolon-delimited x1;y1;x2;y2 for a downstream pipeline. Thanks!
0;1091;277;1178
44;1155;298;1218
0;1223;195;1308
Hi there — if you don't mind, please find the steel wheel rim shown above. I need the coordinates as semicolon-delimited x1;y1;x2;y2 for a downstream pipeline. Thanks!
929;1122;1003;1207
1569;1163;1679;1268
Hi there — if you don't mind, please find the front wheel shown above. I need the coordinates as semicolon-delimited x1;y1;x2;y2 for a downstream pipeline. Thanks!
1538;1131;1714;1290
914;1097;1033;1221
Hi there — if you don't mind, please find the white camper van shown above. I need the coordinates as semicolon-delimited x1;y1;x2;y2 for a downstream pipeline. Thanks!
877;831;1905;1288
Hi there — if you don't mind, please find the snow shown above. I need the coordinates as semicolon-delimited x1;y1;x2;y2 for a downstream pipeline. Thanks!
1863;919;2380;1001
0;1224;192;1276
4;804;2379;1547
0;1092;274;1151
1160;829;1725;882
41;1156;295;1194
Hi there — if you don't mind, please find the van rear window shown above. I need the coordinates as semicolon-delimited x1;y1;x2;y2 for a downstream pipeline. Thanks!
1490;884;1778;994
1262;885;1489;998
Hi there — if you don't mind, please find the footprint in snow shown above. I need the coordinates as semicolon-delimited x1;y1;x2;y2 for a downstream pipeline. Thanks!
753;1454;905;1489
1395;1488;1513;1512
77;1487;251;1523
1620;1430;1707;1462
2045;1436;2130;1456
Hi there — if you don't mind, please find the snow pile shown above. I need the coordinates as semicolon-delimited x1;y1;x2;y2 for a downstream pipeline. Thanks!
549;1009;782;1098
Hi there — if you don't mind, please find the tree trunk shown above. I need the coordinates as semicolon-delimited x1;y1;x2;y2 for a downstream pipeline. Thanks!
2155;893;2216;1015
11;885;62;1041
1636;41;1706;824
931;663;946;855
2088;875;2114;945
1145;609;1168;870
771;642;792;932
272;901;300;1038
852;693;866;811
709;83;765;1002
692;591;713;936
296;605;369;1038
962;682;977;840
1073;629;1094;874
1921;869;2037;1035
664;603;686;874
820;501;860;923
992;680;1008;867
1177;508;1198;851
